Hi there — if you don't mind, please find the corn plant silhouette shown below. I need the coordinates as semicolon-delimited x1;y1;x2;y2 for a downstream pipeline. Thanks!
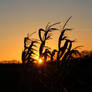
51;16;81;63
22;17;81;64
22;32;38;64
38;22;60;62
21;17;83;92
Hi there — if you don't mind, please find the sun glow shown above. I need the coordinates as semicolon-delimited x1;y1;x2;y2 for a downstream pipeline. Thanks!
33;56;43;64
38;58;43;64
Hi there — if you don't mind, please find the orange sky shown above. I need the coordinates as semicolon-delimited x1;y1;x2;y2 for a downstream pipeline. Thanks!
0;0;92;62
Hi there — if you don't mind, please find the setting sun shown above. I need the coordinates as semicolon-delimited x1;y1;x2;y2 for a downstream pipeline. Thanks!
38;58;43;64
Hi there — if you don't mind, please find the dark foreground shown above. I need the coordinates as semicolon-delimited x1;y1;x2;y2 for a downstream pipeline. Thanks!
0;57;92;92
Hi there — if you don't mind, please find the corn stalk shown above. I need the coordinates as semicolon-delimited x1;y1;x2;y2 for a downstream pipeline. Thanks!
38;22;59;62
22;33;38;64
57;17;72;62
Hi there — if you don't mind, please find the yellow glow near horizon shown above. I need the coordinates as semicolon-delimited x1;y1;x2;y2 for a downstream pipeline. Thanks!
0;0;92;63
33;56;43;64
38;58;43;64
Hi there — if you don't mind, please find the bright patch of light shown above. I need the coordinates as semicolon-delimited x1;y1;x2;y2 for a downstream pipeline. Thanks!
38;58;43;63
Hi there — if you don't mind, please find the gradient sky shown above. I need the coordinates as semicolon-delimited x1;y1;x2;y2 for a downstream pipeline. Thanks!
0;0;92;62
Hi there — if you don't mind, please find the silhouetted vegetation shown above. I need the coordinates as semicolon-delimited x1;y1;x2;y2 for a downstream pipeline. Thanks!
22;33;38;64
0;53;92;92
20;17;92;92
0;17;92;92
22;17;81;64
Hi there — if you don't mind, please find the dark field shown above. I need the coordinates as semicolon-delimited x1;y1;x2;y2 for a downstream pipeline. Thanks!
0;56;92;92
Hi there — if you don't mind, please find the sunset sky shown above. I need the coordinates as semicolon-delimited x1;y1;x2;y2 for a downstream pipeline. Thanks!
0;0;92;62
